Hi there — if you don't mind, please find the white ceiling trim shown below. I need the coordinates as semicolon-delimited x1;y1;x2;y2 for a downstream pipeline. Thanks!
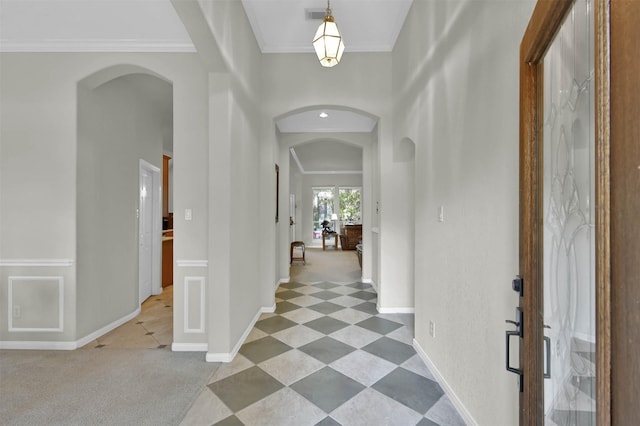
0;39;196;53
290;147;362;175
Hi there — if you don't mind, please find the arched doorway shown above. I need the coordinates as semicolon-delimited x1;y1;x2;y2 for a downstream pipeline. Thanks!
76;65;174;348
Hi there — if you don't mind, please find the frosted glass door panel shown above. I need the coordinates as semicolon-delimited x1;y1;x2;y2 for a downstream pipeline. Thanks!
542;0;595;424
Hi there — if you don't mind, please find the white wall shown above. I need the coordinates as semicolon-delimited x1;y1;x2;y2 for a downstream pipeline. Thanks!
393;1;535;424
185;0;266;358
0;53;209;348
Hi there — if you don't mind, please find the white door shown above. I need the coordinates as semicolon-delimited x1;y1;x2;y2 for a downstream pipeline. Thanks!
139;160;161;304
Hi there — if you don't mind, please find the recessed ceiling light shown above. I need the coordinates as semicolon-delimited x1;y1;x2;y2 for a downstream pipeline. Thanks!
319;112;329;118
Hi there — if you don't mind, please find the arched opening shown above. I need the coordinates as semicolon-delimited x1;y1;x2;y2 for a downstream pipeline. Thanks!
77;66;174;348
275;106;379;290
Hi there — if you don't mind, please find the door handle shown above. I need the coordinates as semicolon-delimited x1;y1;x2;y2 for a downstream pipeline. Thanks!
543;324;551;379
505;330;523;392
505;307;524;392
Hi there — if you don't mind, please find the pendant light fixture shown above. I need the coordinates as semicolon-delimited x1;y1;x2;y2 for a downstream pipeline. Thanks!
312;0;345;67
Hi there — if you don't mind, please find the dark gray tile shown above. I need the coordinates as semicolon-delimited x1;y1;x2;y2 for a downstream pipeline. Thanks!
255;316;298;334
308;301;345;315
279;281;305;289
275;301;301;314
310;290;342;300
356;317;403;335
361;337;415;365
351;302;378;315
315;416;342;426
208;366;284;412
372;368;444;414
304;316;350;335
298;336;356;364
347;282;373;290
313;282;340;289
277;290;305;300
416;418;440;426
349;290;377;301
214;415;245;425
239;336;293;363
291;366;365;412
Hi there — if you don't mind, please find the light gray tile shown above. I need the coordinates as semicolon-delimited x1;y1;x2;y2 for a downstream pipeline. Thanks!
271;324;325;348
331;388;423;426
331;295;368;308
259;349;325;386
425;395;466;426
288;295;324;307
329;309;373;325
330;325;383;348
236;387;327;426
401;355;437;382
330;350;397;386
386;325;414;345
281;308;324;324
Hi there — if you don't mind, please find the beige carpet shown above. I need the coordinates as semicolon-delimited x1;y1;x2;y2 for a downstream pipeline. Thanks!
1;249;363;425
290;247;362;284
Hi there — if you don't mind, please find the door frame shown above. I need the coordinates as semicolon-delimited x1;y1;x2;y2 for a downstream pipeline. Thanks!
139;159;163;304
518;0;611;424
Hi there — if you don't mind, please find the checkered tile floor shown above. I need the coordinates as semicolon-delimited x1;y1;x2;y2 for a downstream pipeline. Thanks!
182;280;465;426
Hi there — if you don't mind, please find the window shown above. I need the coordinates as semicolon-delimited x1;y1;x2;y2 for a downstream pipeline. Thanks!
339;187;361;224
312;187;334;240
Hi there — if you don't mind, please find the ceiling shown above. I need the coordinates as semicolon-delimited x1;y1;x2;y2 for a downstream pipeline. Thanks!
242;0;413;53
0;0;409;173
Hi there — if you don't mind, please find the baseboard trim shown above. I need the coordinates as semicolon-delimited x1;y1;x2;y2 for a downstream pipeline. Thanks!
205;305;274;363
262;303;276;314
173;342;208;352
1;307;141;350
75;307;141;348
377;306;415;314
413;338;478;426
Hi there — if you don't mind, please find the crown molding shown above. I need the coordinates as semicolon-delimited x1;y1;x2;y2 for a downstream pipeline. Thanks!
0;39;196;53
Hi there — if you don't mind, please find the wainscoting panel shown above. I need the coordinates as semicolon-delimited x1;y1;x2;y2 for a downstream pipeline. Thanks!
8;276;64;332
184;276;205;333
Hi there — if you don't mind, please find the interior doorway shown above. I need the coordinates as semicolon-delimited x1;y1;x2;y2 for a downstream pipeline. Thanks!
139;159;162;304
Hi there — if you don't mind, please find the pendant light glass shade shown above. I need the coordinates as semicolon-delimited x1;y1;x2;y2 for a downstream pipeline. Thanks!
312;5;345;67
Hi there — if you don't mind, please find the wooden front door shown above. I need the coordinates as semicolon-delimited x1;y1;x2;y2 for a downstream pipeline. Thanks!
515;0;640;423
512;0;631;424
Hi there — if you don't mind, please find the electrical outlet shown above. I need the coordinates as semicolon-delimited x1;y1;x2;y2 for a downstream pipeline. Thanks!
429;321;436;337
13;305;21;319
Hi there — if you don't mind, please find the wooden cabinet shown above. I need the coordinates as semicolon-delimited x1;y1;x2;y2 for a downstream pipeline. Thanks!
162;231;173;288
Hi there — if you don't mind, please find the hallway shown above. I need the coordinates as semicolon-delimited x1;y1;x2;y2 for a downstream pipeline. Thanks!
181;249;465;425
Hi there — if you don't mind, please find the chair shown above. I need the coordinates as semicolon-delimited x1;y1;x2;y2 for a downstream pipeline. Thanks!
290;241;306;264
